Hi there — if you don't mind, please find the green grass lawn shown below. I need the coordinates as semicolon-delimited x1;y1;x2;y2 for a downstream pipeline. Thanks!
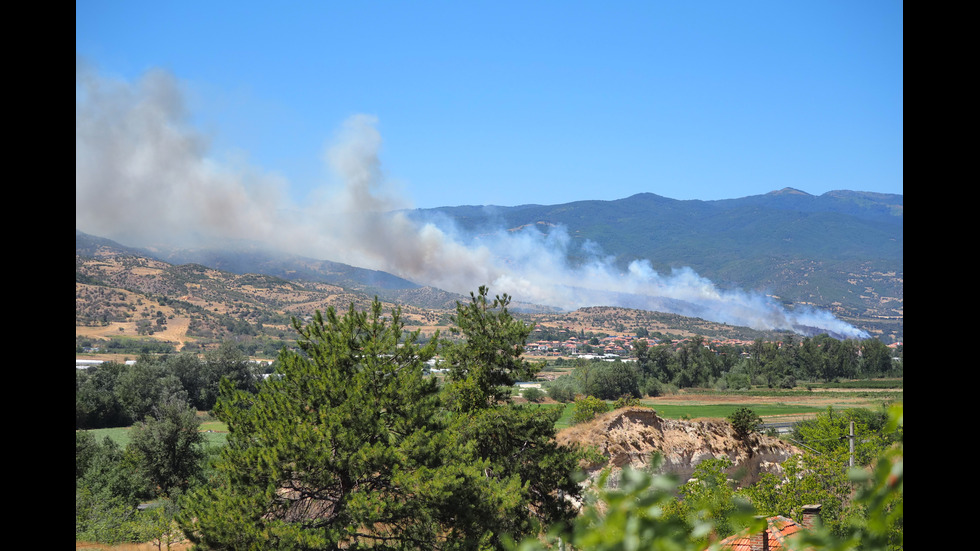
82;400;823;448
641;403;823;420
86;426;135;447
84;419;229;448
199;420;229;446
526;400;824;430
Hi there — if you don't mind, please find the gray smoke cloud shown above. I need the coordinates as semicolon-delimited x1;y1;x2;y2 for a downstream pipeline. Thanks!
75;65;869;339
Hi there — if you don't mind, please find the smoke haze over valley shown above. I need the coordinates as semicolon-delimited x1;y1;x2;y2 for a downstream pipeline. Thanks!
76;65;875;339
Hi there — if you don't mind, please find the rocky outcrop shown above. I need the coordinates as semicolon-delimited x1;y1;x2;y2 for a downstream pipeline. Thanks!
556;407;800;485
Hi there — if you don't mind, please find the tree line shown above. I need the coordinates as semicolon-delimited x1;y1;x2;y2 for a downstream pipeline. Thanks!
545;334;900;402
515;400;902;551
75;341;262;429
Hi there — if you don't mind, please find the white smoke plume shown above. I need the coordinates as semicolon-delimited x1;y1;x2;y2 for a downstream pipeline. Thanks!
75;65;869;339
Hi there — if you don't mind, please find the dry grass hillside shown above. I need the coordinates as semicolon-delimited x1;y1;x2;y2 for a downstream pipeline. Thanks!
75;248;441;351
519;305;788;343
557;407;801;485
77;242;788;353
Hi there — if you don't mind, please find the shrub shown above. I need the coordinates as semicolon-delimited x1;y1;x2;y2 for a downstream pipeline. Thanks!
572;396;609;424
522;387;545;402
546;377;577;403
586;362;640;400
641;377;664;397
727;407;762;440
613;395;640;409
725;371;752;391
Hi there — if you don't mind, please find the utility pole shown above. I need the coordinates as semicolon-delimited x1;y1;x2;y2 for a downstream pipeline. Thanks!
848;421;855;468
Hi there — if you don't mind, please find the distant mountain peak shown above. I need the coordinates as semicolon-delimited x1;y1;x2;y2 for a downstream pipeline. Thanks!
767;187;813;196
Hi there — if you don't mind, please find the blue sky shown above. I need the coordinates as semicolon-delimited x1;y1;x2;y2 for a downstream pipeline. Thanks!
76;1;903;210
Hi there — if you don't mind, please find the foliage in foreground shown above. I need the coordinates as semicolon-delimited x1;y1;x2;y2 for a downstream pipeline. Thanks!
76;403;208;546
789;403;903;550
511;403;903;550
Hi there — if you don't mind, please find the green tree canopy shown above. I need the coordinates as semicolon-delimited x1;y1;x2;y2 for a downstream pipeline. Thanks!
128;396;205;497
727;407;763;441
571;395;610;424
179;293;580;550
76;432;151;543
791;406;897;467
441;287;581;545
441;286;539;412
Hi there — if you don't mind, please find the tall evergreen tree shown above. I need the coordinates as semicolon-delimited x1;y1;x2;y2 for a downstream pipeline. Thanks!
441;287;581;545
441;287;538;411
179;293;579;549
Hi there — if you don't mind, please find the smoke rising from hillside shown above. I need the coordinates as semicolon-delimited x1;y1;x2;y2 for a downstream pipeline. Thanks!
75;66;869;339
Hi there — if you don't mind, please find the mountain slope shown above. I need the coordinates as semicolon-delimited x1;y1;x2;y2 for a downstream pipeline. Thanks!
75;235;457;352
76;188;902;342
76;233;797;352
77;230;468;311
409;189;902;340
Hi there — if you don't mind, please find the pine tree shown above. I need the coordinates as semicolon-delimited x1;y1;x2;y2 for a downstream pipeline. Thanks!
179;296;573;550
441;287;581;544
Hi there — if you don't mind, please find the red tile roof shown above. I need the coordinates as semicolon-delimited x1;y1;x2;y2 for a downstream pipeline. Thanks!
715;516;807;551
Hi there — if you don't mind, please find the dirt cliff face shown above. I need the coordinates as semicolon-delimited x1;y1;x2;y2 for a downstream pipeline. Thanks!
556;407;801;486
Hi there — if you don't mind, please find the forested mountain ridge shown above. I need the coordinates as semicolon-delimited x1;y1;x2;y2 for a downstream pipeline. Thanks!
410;188;902;341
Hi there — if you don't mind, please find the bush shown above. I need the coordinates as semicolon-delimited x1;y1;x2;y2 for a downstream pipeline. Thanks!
725;371;752;391
584;362;640;400
613;395;640;409
546;376;577;403
522;387;545;402
571;396;609;424
641;377;664;397
727;407;762;440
